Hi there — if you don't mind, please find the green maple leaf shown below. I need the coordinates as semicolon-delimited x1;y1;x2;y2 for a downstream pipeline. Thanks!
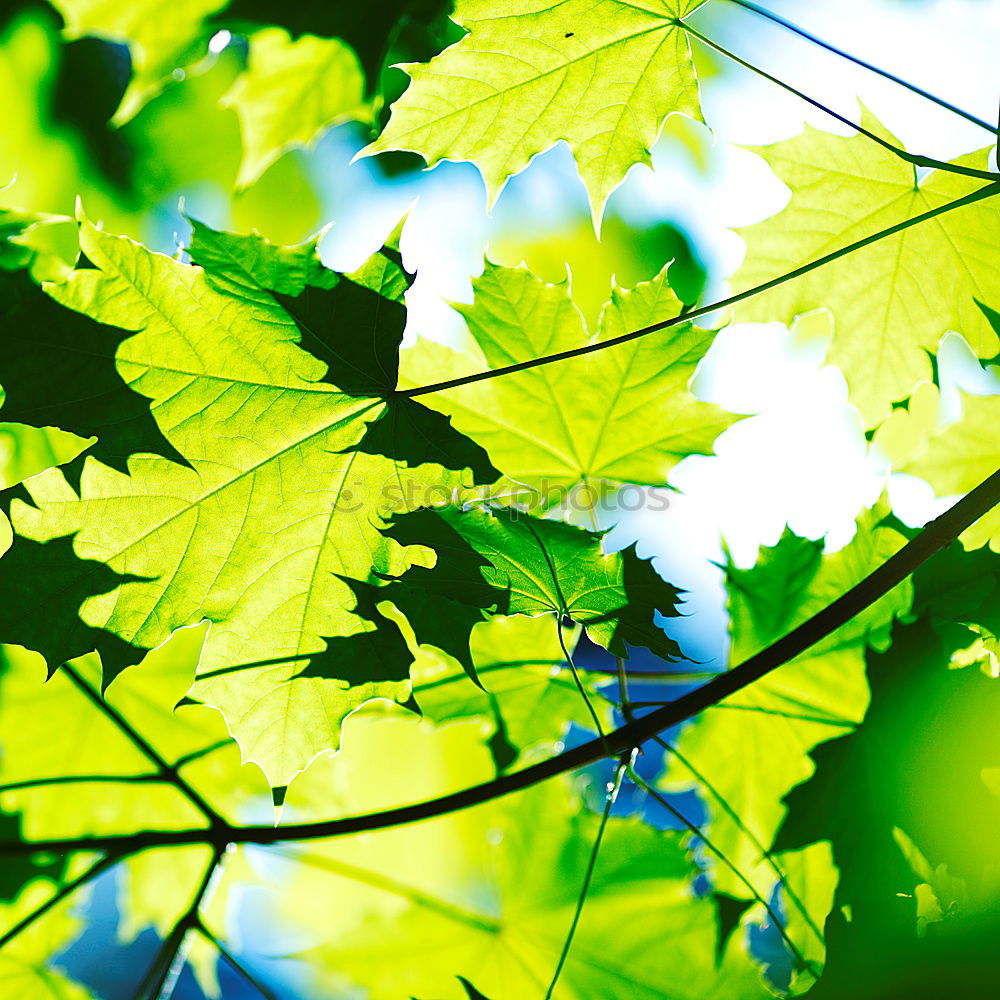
731;111;1000;427
365;0;706;221
662;499;912;989
873;321;1000;552
401;261;737;507
385;504;683;662
187;218;499;482
0;216;495;786
410;614;607;767
221;27;371;187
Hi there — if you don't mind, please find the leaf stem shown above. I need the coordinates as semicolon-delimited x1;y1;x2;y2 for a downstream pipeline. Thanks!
543;755;628;1000
625;764;818;979
717;0;995;134
194;919;282;1000
136;845;227;1000
2;466;997;855
656;736;825;946
399;182;1000;397
616;655;634;722
556;620;607;746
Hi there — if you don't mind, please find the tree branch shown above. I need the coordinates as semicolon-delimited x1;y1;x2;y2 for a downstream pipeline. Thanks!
2;466;996;857
0;853;120;948
62;665;225;830
134;846;226;1000
399;182;1000;397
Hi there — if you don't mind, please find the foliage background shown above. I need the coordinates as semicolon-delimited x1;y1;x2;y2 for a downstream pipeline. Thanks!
1;0;999;997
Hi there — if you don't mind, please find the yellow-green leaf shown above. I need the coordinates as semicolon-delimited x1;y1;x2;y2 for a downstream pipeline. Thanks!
732;111;1000;426
365;0;706;222
401;261;736;507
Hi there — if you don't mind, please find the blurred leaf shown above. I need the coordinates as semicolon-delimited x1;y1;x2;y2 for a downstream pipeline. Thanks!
776;610;1000;998
274;717;768;999
222;27;369;187
0;873;94;999
217;0;455;92
49;0;227;123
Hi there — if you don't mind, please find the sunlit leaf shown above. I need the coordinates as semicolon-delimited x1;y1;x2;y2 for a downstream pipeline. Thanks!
732;111;1000;426
401;261;736;508
365;0;706;221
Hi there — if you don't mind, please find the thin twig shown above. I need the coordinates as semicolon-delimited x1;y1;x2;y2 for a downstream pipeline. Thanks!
0;853;121;949
655;736;825;946
556;621;607;746
0;773;164;794
718;0;995;134
679;21;998;182
136;846;227;1000
62;665;225;830
616;655;634;723
194;920;282;1000
399;182;1000;397
198;654;713;685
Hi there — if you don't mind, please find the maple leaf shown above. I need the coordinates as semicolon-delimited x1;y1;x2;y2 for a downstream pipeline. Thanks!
872;308;1000;551
385;504;684;662
401;260;737;508
0;216;493;786
364;0;707;222
731;110;1000;427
